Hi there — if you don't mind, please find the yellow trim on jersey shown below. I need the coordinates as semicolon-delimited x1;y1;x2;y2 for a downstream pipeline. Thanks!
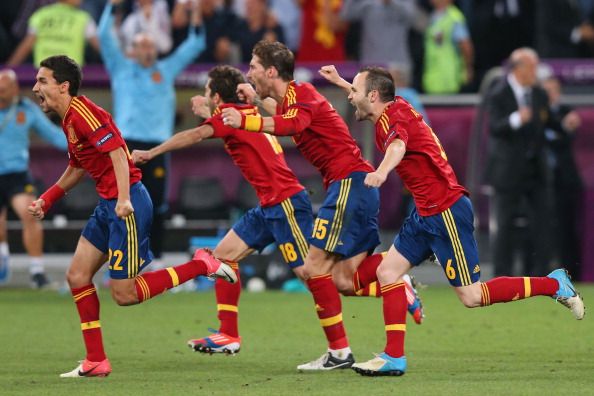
285;84;297;106
136;276;150;300
379;112;390;133
385;324;406;332
282;108;298;119
319;313;343;327
442;209;472;285
73;288;96;302
325;178;351;252
523;277;531;298
71;98;101;130
369;282;377;296
280;199;309;261
166;267;180;287
81;320;101;330
217;304;239;313
124;214;139;278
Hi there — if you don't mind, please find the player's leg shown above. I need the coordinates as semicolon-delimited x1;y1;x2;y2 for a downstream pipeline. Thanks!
11;192;48;288
188;228;255;354
437;197;584;319
108;183;236;306
61;236;111;378
298;173;380;371
0;207;10;283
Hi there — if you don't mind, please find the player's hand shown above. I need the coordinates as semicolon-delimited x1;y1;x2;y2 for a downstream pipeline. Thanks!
115;199;134;219
132;149;152;165
221;107;242;128
364;171;387;188
190;95;211;118
236;83;257;104
28;199;45;220
319;65;341;85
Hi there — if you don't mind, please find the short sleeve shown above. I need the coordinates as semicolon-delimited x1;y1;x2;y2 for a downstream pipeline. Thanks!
202;113;233;138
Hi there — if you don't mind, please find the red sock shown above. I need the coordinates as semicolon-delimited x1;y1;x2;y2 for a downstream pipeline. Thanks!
71;284;106;362
307;274;348;350
216;261;241;337
135;259;208;302
355;281;382;297
352;253;383;292
481;277;559;306
381;282;407;358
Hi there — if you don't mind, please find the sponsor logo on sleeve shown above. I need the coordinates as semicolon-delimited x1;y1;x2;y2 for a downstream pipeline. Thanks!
96;132;114;147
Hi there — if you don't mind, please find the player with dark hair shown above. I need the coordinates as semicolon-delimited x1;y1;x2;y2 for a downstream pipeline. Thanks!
221;41;403;370
133;65;314;354
29;55;236;378
319;64;585;376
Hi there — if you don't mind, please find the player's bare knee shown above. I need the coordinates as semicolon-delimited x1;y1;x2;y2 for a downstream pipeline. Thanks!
456;284;482;308
333;275;353;295
111;287;138;306
65;266;92;288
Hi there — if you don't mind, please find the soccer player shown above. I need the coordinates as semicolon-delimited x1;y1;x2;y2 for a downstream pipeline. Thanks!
319;64;585;376
132;65;314;354
0;69;67;288
28;55;237;378
221;40;397;370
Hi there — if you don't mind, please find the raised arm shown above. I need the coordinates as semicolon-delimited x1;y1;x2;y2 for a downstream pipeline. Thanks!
98;0;129;72
319;65;352;95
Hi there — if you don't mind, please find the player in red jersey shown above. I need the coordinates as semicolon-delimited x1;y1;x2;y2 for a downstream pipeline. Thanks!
133;65;314;354
320;65;585;376
28;55;236;378
221;40;401;371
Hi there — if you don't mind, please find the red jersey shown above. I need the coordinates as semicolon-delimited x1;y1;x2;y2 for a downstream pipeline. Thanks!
272;81;373;188
376;97;467;216
203;104;304;207
62;96;141;199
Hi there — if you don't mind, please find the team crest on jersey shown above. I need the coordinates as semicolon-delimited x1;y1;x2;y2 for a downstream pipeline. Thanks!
67;124;78;144
16;111;26;124
152;71;162;83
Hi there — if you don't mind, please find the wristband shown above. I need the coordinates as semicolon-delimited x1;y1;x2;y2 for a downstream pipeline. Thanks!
240;113;264;133
39;184;66;212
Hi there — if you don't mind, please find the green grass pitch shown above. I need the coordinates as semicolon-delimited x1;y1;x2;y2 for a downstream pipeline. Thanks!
1;285;593;395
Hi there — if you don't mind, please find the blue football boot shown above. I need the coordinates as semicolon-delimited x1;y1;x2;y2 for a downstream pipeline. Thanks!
352;353;407;376
547;269;585;320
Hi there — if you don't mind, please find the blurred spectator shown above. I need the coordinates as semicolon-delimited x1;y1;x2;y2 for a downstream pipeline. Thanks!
7;0;100;66
470;0;534;89
120;0;173;56
172;0;240;63
270;0;302;51
484;48;557;277
423;0;474;94
98;0;205;267
0;69;67;288
340;0;415;69
297;0;347;62
535;0;594;58
542;76;584;278
236;0;285;62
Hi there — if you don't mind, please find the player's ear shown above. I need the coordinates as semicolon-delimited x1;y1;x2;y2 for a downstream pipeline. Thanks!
267;66;278;79
213;92;221;105
59;81;70;95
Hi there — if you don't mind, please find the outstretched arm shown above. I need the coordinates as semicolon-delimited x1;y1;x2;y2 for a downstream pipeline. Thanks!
364;139;406;188
132;125;215;165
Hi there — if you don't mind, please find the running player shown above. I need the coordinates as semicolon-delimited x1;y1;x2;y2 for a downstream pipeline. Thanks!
319;64;585;376
221;40;396;370
29;55;236;378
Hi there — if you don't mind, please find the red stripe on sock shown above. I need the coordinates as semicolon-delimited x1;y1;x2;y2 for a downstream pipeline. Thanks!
484;276;558;304
71;284;106;362
307;274;348;350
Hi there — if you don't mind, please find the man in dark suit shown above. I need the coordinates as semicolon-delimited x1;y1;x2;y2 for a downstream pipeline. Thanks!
485;47;560;277
542;76;584;279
